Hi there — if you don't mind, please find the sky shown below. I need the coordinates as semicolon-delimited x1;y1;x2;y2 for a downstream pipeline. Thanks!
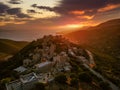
0;0;120;41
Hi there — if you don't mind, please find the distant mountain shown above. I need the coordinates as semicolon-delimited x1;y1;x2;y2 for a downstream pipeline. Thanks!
0;39;29;60
65;19;120;86
56;26;90;35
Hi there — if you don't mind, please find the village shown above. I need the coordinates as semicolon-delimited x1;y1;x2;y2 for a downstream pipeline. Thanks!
6;35;95;90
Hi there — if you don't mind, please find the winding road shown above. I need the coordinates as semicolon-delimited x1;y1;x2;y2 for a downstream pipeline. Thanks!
83;50;120;90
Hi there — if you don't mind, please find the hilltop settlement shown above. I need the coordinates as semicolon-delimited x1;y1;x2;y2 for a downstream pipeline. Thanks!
1;35;119;90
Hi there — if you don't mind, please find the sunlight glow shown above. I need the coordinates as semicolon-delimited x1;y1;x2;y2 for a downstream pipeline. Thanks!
63;24;84;29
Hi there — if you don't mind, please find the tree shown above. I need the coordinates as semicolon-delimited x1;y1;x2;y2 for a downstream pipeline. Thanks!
70;78;79;88
70;73;78;78
0;77;11;85
99;81;111;90
79;72;92;83
32;82;45;90
55;74;67;84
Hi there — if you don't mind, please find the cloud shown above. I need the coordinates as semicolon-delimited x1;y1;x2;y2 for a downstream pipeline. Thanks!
77;15;95;20
31;4;54;11
1;0;120;28
53;0;104;15
0;13;5;16
53;0;120;15
27;9;36;13
0;3;10;13
36;6;54;11
7;8;21;15
70;10;85;15
98;4;120;12
8;0;22;4
6;8;31;18
16;13;31;18
31;4;37;8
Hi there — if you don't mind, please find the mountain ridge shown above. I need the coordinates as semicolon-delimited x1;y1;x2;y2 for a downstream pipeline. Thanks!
0;38;29;60
65;18;120;58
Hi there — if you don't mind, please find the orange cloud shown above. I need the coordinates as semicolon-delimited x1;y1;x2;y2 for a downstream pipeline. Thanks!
70;10;85;15
98;4;120;12
0;22;6;26
77;15;94;20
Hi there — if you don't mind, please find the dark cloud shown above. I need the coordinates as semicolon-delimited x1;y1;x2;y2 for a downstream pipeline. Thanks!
27;9;36;13
8;0;22;4
31;4;37;8
7;8;21;15
31;0;120;16
37;6;54;11
5;7;31;18
16;13;31;18
53;0;120;16
0;3;10;13
31;4;54;11
6;8;31;18
0;13;5;16
0;4;31;19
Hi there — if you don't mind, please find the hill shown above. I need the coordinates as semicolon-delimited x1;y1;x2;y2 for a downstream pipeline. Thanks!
0;39;29;60
65;19;120;57
65;19;120;87
1;35;118;90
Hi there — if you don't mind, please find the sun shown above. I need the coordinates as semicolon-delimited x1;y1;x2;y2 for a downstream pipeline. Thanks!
59;24;84;30
65;24;84;28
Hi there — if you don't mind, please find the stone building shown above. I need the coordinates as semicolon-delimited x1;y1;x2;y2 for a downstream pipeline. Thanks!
23;59;32;67
35;61;53;73
6;72;39;90
32;53;40;63
49;43;56;57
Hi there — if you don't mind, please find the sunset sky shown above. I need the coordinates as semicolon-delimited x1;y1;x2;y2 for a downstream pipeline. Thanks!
0;0;120;41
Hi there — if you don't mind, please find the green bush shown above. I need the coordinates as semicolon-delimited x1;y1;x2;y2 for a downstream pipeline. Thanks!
70;78;79;88
55;74;67;84
99;81;111;90
79;72;92;83
32;82;45;90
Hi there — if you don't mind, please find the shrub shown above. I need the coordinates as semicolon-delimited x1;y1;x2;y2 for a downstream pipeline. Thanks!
33;82;45;90
99;81;111;90
55;74;67;84
79;72;92;83
70;78;79;88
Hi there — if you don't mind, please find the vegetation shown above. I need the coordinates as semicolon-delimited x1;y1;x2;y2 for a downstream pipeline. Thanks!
99;81;111;90
93;51;120;87
70;78;79;88
55;74;67;84
31;82;45;90
0;32;117;90
65;19;120;87
0;39;28;60
79;72;92;83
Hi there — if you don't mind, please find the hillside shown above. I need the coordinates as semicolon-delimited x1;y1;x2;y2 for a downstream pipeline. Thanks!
1;35;118;90
65;19;120;87
65;19;120;58
0;39;29;60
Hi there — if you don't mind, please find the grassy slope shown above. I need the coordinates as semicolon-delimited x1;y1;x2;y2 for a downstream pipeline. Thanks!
65;19;120;58
0;39;29;60
65;19;120;86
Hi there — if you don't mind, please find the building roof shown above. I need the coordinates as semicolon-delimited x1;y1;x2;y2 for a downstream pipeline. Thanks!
35;61;52;68
6;80;22;90
20;72;38;83
14;66;27;73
